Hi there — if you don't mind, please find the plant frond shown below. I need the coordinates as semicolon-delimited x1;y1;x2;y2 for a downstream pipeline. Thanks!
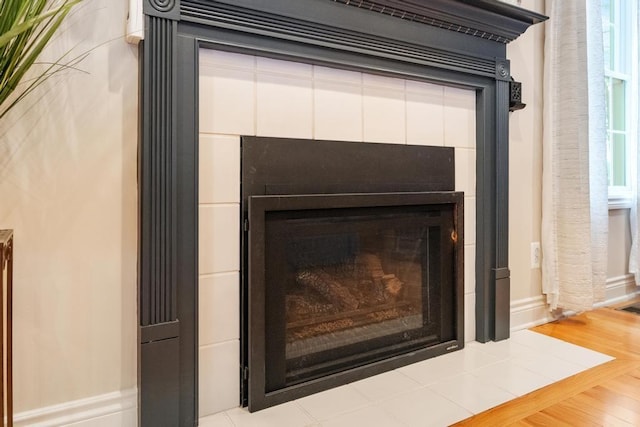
0;0;84;118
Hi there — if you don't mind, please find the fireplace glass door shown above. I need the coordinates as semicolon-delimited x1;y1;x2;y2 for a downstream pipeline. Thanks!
246;192;463;410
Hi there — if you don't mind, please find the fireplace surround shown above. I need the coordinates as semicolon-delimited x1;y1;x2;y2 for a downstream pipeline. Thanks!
138;0;546;424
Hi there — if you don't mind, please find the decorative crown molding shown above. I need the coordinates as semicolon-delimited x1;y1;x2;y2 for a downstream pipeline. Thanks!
331;0;547;43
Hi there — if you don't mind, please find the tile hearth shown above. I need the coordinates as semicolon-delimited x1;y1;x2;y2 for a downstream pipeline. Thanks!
199;330;613;427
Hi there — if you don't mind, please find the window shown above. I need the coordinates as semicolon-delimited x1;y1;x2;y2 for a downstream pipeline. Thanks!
602;0;638;205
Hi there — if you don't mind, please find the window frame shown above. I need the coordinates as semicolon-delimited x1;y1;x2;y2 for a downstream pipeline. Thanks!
604;0;638;209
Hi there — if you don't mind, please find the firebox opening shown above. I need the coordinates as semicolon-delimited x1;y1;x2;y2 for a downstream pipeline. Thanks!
264;200;459;390
242;137;464;411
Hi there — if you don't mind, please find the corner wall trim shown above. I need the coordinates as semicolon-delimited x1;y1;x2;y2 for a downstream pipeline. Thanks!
13;389;137;427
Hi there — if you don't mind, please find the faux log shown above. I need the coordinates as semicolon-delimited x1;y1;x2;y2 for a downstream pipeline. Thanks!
296;269;359;310
357;253;385;279
382;274;403;297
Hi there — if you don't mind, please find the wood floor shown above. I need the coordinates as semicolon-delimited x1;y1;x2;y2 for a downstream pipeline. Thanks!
454;305;640;426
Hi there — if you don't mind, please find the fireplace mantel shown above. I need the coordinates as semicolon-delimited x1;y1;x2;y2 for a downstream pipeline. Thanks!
138;0;546;424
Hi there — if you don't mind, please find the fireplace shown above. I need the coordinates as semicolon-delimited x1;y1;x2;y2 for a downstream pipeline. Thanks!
138;0;546;424
241;137;463;410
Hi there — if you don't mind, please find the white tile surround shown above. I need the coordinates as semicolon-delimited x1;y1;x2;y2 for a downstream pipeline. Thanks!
198;49;478;417
199;330;613;426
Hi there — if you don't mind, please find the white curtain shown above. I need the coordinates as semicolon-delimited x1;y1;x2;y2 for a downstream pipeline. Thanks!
542;0;608;312
628;5;640;285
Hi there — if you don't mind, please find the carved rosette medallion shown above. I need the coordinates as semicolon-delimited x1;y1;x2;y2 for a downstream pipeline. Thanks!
496;60;510;81
149;0;175;12
144;0;179;19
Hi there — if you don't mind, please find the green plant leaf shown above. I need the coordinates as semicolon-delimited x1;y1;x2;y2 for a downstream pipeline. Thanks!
0;0;84;118
0;4;74;48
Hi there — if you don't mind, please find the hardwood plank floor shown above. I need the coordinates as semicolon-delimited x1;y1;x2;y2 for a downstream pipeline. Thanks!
453;306;640;426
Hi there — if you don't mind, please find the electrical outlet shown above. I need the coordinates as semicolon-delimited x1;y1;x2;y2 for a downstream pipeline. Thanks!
531;242;541;269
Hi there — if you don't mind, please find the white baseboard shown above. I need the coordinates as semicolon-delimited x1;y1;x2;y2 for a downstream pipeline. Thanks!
597;274;639;307
510;274;639;333
14;389;137;427
510;295;559;332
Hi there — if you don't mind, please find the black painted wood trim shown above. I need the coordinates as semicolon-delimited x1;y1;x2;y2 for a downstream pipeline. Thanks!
496;78;511;267
182;0;503;72
183;0;546;44
332;0;547;43
141;321;180;343
493;78;511;340
494;269;511;340
141;338;180;426
139;13;186;426
140;15;177;328
176;33;199;426
475;83;497;343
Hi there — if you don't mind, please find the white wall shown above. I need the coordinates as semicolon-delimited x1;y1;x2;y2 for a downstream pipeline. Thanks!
507;0;545;304
0;0;138;418
605;208;635;302
507;0;637;329
198;51;477;417
608;209;632;278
